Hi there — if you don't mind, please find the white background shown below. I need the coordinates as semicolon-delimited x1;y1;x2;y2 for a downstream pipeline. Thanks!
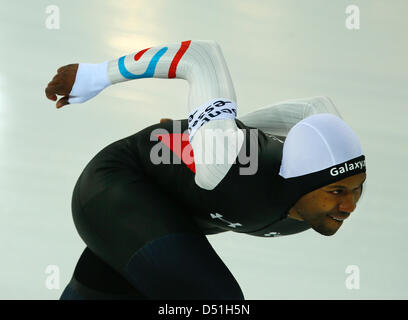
0;0;406;299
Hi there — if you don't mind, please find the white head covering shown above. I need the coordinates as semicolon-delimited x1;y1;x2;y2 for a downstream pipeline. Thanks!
279;113;364;179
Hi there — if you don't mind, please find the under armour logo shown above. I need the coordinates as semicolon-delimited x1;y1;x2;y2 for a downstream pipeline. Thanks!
264;231;281;237
265;133;284;144
210;213;242;228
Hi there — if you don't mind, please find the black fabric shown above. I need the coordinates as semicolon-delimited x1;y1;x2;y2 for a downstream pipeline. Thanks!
123;119;312;235
65;119;315;299
73;247;140;294
60;274;146;300
125;233;244;300
69;135;243;299
60;281;84;300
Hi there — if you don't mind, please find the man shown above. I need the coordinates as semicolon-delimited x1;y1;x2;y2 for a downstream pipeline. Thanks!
45;40;366;299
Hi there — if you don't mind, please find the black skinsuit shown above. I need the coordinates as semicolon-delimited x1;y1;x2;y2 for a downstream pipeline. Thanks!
60;119;311;300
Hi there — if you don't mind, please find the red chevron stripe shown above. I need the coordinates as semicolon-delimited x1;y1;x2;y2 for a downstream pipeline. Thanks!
156;133;196;173
134;48;150;61
168;40;191;78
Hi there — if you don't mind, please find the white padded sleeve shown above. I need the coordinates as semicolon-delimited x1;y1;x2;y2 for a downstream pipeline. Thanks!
238;96;342;137
68;40;244;190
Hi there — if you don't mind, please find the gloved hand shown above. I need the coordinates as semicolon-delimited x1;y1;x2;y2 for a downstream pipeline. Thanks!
45;62;111;108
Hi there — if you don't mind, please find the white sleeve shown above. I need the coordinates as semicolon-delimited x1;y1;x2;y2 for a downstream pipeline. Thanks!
238;96;343;137
68;40;244;190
